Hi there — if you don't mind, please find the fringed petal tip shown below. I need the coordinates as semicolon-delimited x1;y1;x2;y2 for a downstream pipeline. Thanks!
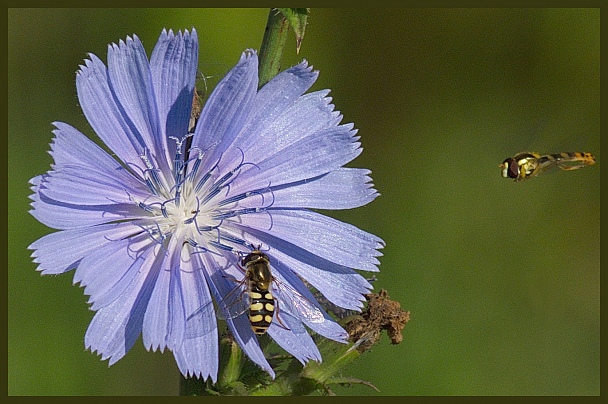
160;27;198;37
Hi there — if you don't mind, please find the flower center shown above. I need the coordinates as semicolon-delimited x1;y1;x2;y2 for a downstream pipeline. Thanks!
130;136;272;257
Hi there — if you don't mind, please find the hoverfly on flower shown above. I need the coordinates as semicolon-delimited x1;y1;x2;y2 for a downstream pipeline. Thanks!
188;246;325;336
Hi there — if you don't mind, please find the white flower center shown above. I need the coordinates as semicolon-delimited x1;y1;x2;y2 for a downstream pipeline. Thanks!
130;137;271;258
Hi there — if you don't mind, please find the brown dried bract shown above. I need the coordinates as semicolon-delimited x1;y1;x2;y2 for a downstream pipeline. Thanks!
188;85;204;133
345;289;410;353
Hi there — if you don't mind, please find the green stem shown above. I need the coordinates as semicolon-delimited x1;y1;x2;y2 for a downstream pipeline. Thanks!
258;8;290;89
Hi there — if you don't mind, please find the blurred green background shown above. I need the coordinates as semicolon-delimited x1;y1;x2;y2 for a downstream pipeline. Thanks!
8;8;599;395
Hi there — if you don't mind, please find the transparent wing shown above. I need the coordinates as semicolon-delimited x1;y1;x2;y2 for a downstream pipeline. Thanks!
273;307;306;334
185;278;248;338
554;159;593;171
216;280;250;320
273;278;325;325
535;153;595;177
185;299;217;339
534;158;566;176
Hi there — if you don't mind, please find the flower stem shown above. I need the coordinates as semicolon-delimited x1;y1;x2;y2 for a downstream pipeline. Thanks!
257;8;290;89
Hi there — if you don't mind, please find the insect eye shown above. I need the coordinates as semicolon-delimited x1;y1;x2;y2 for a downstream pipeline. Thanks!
507;158;520;178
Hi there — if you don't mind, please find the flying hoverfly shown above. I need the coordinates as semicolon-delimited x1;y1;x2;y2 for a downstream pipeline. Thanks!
188;247;325;336
500;152;595;182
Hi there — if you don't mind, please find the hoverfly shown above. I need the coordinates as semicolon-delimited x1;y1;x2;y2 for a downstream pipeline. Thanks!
500;152;595;182
188;247;325;336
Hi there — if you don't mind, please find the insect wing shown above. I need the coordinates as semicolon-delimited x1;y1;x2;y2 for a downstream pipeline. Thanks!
534;158;565;177
216;281;250;321
554;158;593;171
273;279;325;325
273;306;307;334
539;153;595;175
185;299;217;338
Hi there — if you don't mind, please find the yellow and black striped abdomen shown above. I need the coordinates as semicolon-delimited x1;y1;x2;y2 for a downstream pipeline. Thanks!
537;152;595;167
248;283;275;335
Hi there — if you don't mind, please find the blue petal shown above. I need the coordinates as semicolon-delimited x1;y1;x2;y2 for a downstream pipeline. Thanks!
236;90;342;165
76;236;150;310
226;315;275;378
141;252;172;352
190;50;258;174
270;259;350;343
29;176;143;230
303;313;350;343
142;237;187;352
40;165;146;206
272;276;348;344
230;61;320;151
183;253;217;339
229;124;361;194
107;34;168;172
267;316;321;365
256;60;318;111
76;53;148;172
270;168;379;209
49;122;131;177
85;245;159;365
233;209;384;271
174;331;219;381
28;223;136;275
149;28;198;164
176;252;218;380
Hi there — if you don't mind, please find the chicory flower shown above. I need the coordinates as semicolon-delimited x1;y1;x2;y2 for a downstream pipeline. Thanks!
28;28;383;381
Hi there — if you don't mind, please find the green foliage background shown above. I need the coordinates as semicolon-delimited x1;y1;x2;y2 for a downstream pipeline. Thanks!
8;8;599;395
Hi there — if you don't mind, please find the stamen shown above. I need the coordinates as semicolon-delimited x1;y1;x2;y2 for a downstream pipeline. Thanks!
208;239;234;251
140;152;164;196
185;142;216;181
186;238;223;257
194;159;220;194
201;184;223;205
211;206;267;220
197;224;221;232
125;190;165;217
169;134;193;204
218;191;255;206
218;184;274;208
201;148;263;204
186;150;203;182
193;210;223;241
160;198;177;219
135;221;169;255
144;177;158;196
138;202;156;213
185;237;207;251
219;233;248;246
199;157;251;205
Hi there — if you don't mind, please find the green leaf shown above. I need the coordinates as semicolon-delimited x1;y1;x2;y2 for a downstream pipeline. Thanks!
324;376;379;392
300;338;362;385
258;8;311;89
277;8;309;53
